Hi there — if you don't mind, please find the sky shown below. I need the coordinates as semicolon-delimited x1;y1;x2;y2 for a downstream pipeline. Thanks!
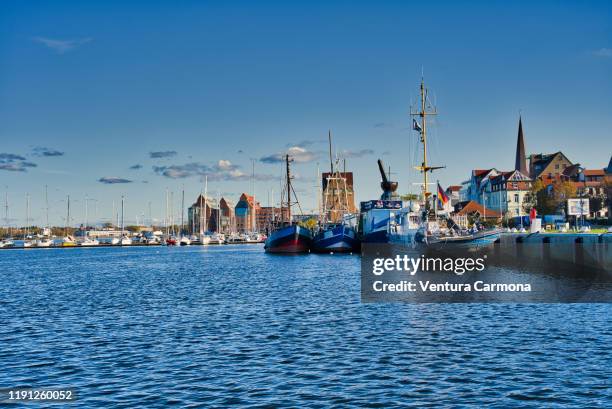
0;0;610;227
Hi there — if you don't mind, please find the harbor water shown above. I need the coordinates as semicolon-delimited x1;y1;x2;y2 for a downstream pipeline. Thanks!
0;245;610;407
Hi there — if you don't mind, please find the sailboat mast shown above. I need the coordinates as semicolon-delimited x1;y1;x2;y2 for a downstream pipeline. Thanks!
251;159;256;232
25;193;29;239
286;154;291;223
85;195;88;231
181;188;185;236
328;129;334;174
120;195;125;242
165;189;169;236
4;191;9;237
199;187;203;235
66;195;70;237
45;185;49;230
204;176;208;233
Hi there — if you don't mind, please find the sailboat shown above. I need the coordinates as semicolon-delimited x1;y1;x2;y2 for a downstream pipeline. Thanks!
0;191;15;248
22;194;34;248
61;195;77;247
118;196;132;246
312;131;360;253
80;195;99;246
264;154;313;253
35;186;54;247
178;189;191;246
409;78;501;250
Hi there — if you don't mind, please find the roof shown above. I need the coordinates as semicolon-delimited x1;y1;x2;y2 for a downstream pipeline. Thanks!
454;201;501;219
486;170;530;187
219;197;235;207
562;163;582;177
191;194;217;208
237;193;260;208
583;169;605;177
446;185;461;192
607;156;612;174
530;152;573;176
473;169;493;178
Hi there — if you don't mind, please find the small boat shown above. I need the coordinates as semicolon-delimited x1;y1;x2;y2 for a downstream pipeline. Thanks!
165;237;177;246
80;237;100;246
208;233;224;245
119;236;132;246
0;238;15;248
179;236;191;246
225;233;243;243
61;236;77;247
34;237;54;247
264;154;313;253
245;233;265;243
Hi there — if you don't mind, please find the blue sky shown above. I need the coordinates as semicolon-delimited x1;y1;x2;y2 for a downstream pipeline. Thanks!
1;0;610;227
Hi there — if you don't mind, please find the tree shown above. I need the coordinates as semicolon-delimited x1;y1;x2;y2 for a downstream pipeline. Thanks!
523;179;554;215
299;218;318;230
400;193;420;201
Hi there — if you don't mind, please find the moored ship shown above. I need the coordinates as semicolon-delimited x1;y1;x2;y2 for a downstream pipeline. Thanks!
312;131;360;254
264;154;313;253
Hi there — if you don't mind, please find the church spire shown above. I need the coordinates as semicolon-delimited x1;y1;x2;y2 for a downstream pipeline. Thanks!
515;116;527;175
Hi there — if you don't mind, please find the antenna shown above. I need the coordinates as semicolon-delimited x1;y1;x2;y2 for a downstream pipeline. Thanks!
328;129;334;174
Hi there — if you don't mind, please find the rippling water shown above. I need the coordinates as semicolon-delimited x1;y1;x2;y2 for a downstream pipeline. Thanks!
0;245;610;407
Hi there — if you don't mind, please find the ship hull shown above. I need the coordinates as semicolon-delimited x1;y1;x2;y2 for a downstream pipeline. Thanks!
264;225;312;253
312;225;360;253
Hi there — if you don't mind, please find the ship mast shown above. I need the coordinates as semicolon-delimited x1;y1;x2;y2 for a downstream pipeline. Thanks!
410;77;444;211
286;154;291;224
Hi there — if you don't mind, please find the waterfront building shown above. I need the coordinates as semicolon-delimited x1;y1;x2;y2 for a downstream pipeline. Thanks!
256;206;289;234
529;151;573;179
459;118;533;218
459;168;499;203
235;193;260;232
218;197;235;234
607;156;612;221
483;170;532;218
187;195;218;233
445;185;462;206
452;200;501;226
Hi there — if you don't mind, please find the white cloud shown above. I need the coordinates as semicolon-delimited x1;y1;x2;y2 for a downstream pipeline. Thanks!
260;146;319;164
33;37;92;54
593;48;612;57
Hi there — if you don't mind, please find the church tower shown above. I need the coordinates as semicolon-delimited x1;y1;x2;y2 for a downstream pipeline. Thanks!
515;116;528;175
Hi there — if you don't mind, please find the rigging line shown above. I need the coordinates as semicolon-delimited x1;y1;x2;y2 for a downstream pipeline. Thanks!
289;183;304;216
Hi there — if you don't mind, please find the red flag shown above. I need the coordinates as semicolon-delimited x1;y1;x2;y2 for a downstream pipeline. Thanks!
529;207;537;221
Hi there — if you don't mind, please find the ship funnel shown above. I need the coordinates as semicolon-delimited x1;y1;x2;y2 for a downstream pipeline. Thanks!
377;159;398;200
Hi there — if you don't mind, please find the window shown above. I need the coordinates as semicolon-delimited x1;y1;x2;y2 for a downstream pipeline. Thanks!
555;164;559;170
514;194;519;203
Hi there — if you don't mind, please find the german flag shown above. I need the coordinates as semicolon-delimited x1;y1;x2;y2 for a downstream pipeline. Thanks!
437;182;449;206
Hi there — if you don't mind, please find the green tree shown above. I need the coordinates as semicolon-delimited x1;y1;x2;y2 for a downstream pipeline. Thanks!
299;218;318;230
400;193;420;201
